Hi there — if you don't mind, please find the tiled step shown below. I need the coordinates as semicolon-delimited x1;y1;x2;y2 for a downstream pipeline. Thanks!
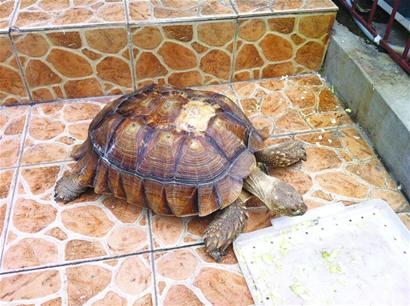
0;73;408;305
0;0;337;106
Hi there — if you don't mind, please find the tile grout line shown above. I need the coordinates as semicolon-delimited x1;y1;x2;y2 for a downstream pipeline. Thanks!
228;0;239;16
0;94;122;109
0;165;19;171
147;210;159;306
124;0;137;92
10;21;130;34
16;106;31;167
8;0;20;30
18;159;73;169
229;17;240;82
267;124;358;139
0;242;204;276
0;106;31;266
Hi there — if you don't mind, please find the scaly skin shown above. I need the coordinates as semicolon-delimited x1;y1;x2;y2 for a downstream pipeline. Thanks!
54;173;88;203
203;199;248;262
255;140;307;168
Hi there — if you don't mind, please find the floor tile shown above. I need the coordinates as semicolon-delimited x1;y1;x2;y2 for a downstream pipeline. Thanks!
0;0;17;32
13;27;133;102
231;74;353;137
1;162;149;272
154;244;253;306
0;168;17;252
232;0;273;16
21;97;116;165
271;0;337;12
0;106;29;168
150;198;278;250
13;0;127;30
0;254;155;305
268;128;409;212
127;0;236;24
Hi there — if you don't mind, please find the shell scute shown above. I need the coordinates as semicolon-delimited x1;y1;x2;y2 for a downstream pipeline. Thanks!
165;184;197;216
174;136;228;182
137;130;186;179
106;117;146;170
144;180;171;215
206;113;247;159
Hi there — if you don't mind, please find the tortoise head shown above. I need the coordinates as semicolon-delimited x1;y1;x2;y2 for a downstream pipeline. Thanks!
273;181;307;216
243;167;307;217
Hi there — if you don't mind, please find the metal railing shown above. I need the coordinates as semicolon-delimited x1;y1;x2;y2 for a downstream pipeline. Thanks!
338;0;410;73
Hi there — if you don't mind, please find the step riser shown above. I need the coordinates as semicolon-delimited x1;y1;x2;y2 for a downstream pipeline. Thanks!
0;12;336;106
323;23;410;199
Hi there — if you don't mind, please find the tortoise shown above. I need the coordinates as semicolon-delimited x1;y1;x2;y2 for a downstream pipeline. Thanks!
55;84;307;261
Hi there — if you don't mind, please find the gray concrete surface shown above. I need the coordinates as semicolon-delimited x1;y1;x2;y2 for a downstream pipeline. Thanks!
322;22;410;198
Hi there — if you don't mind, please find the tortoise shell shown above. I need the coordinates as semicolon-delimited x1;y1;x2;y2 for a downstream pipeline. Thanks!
75;84;264;217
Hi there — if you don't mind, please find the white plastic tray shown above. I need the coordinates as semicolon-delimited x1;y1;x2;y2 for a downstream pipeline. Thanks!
234;200;410;306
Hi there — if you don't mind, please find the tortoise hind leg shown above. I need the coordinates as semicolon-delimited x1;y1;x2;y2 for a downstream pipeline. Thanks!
255;140;306;168
55;173;89;203
203;199;248;262
55;145;98;203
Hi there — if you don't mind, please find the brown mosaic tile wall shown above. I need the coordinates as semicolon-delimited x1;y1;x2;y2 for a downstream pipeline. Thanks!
234;13;335;81
0;34;29;105
12;27;133;102
0;0;338;105
131;21;236;88
13;0;127;29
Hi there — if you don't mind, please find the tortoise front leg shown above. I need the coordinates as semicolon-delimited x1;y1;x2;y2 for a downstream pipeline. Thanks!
203;199;248;262
255;140;306;168
55;173;89;203
244;167;307;216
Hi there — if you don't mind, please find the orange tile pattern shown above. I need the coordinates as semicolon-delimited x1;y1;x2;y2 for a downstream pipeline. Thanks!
1;74;407;305
234;0;337;15
0;0;338;104
14;0;126;29
154;246;253;306
271;0;338;12
13;28;133;102
3;161;149;271
234;13;336;81
0;106;29;168
128;0;236;22
0;169;16;252
0;0;17;31
21;98;115;165
131;21;236;88
232;74;352;136
0;34;29;106
0;256;154;305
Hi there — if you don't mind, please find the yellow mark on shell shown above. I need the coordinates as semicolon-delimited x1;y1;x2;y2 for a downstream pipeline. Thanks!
175;100;218;133
190;139;201;149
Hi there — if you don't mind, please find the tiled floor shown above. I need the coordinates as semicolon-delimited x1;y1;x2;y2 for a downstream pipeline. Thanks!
0;74;408;305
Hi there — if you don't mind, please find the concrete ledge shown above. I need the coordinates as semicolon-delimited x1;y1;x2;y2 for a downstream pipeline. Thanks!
323;22;410;198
